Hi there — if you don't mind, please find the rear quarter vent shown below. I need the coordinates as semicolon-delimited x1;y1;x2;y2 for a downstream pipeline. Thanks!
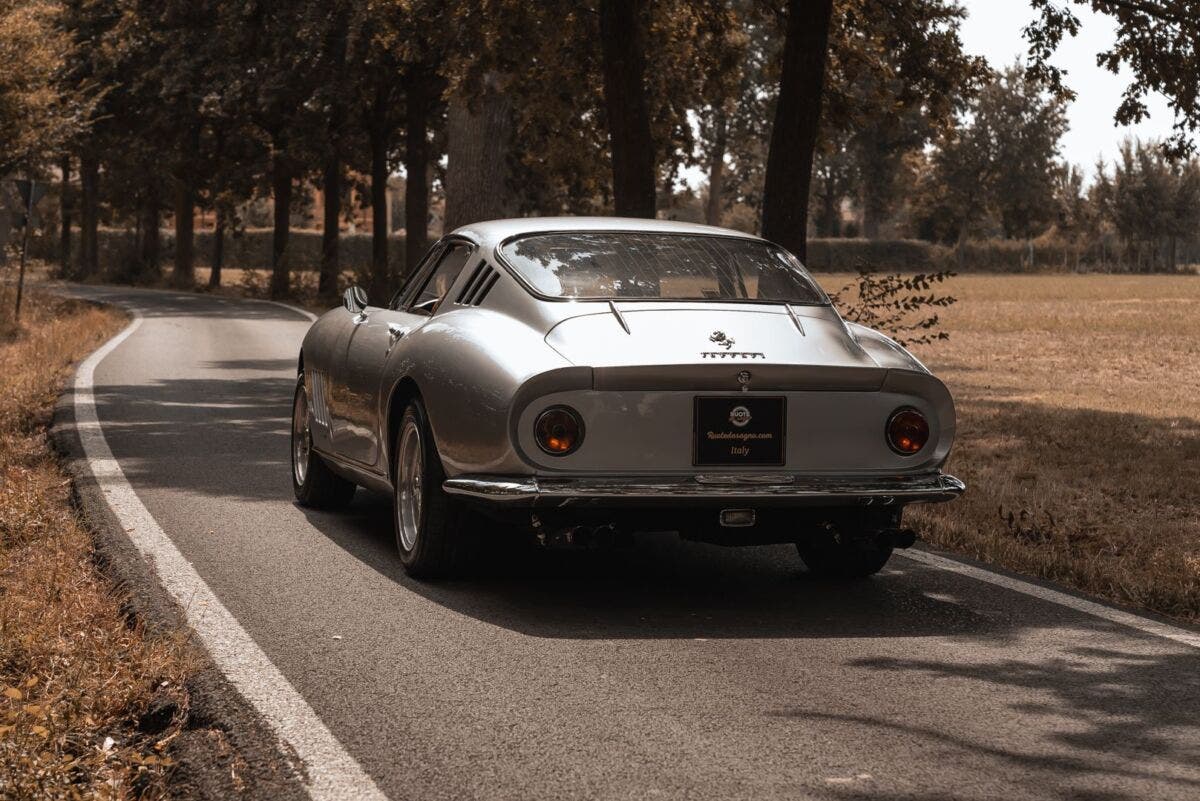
456;262;500;306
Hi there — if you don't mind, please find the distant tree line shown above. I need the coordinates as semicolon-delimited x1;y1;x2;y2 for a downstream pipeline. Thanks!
2;0;1199;300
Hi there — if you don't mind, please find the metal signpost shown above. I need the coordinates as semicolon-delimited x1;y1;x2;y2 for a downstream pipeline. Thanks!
11;179;46;321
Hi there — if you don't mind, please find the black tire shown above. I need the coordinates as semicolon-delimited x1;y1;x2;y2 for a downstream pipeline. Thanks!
392;397;476;578
291;375;356;509
796;530;893;579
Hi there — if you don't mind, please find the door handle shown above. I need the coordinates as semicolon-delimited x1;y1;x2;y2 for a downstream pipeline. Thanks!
388;324;408;343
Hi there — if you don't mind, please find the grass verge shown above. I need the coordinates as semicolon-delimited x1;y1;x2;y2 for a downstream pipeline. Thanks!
0;292;192;799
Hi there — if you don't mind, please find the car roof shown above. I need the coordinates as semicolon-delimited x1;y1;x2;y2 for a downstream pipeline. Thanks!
450;216;767;250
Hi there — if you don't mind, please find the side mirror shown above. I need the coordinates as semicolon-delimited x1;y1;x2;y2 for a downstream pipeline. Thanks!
342;286;368;316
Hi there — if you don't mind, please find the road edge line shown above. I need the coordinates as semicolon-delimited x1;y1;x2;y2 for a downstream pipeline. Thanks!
899;549;1200;650
74;312;389;801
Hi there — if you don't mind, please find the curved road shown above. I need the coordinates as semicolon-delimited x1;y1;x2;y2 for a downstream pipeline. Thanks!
60;285;1200;801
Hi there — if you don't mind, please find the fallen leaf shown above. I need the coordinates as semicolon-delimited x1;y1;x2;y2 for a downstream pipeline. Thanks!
3;687;22;701
31;725;49;737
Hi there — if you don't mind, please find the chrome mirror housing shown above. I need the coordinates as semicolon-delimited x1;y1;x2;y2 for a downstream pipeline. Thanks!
343;286;368;316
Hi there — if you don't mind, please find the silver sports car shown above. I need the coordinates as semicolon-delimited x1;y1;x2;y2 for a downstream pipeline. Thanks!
291;217;964;578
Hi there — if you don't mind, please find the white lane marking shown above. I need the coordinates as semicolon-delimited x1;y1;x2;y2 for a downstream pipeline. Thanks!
259;298;318;322
900;549;1200;650
75;313;388;801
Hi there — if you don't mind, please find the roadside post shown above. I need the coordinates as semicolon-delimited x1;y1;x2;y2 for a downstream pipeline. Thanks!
12;179;46;321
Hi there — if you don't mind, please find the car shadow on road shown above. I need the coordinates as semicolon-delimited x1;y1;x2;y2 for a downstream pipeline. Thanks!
300;492;1009;640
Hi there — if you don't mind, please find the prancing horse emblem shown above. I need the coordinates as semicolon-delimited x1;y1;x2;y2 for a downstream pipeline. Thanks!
710;331;735;350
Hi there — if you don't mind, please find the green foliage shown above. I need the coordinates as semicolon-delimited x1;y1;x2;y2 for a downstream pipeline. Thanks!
829;267;957;346
1093;138;1200;270
0;0;96;176
1025;0;1200;158
911;65;1069;243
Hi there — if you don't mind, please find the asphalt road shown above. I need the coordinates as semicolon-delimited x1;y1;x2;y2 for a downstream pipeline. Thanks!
61;285;1200;801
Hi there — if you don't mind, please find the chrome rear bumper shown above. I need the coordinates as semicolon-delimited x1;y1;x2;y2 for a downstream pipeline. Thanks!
442;472;965;508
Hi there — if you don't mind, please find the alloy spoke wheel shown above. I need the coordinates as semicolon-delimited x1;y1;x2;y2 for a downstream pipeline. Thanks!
396;418;424;552
292;384;311;486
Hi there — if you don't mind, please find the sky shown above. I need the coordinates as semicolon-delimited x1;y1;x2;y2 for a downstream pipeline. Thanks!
957;0;1173;179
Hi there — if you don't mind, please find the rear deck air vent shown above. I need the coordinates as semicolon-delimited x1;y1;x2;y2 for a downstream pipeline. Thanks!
456;262;500;306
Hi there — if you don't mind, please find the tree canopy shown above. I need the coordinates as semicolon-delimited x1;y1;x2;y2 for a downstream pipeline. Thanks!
2;0;1197;289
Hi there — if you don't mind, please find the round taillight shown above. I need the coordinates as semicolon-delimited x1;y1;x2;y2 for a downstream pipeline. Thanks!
535;406;584;456
887;408;929;455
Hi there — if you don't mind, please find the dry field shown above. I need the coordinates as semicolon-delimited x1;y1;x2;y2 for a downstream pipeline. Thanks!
0;293;190;799
819;274;1200;623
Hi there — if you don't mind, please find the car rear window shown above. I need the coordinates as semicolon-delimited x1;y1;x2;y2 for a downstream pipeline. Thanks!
498;232;828;304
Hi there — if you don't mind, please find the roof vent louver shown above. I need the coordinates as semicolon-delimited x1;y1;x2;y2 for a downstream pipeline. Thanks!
457;262;499;306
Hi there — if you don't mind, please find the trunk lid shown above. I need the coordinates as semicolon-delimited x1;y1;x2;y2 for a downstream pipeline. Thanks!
544;305;886;391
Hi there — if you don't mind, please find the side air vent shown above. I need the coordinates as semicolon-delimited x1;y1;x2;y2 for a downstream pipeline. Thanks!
310;371;331;429
456;262;500;306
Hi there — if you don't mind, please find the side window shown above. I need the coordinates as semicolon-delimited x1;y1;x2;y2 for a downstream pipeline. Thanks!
389;244;443;310
409;244;473;315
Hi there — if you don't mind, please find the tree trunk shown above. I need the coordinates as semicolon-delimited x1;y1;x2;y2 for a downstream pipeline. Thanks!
209;209;225;289
369;117;391;302
598;0;656;218
443;72;515;232
403;74;431;277
861;200;883;240
704;110;728;227
79;150;99;278
172;173;196;287
59;155;72;277
138;194;160;280
816;172;840;238
761;0;835;261
270;154;292;299
320;151;341;302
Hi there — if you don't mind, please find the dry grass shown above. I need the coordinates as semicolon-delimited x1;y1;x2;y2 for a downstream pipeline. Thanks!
815;273;1200;623
0;293;192;800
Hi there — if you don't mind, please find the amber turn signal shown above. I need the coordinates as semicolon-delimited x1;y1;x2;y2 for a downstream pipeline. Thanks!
535;406;584;456
887;408;929;455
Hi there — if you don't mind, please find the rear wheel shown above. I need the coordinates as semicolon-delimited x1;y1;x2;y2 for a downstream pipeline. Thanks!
393;398;476;578
796;529;893;579
291;375;356;509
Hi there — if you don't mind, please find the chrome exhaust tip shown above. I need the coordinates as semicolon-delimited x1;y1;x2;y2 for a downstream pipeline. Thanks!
719;508;757;528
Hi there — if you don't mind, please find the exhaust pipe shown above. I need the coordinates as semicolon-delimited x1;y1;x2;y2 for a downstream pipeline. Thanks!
537;524;620;549
879;528;918;549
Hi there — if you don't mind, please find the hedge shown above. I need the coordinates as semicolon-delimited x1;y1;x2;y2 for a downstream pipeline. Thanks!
28;227;1200;276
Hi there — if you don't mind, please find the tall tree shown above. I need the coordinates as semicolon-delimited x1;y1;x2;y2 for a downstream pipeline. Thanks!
443;71;516;230
223;0;322;299
910;65;1068;243
0;0;95;178
305;0;355;302
598;0;656;217
761;0;835;259
1026;0;1200;157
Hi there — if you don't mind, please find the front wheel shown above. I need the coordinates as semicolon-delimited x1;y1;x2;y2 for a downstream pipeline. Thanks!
796;529;893;579
393;398;476;578
291;375;356;509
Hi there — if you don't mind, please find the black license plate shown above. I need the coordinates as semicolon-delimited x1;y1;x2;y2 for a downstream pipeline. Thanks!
693;396;786;466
